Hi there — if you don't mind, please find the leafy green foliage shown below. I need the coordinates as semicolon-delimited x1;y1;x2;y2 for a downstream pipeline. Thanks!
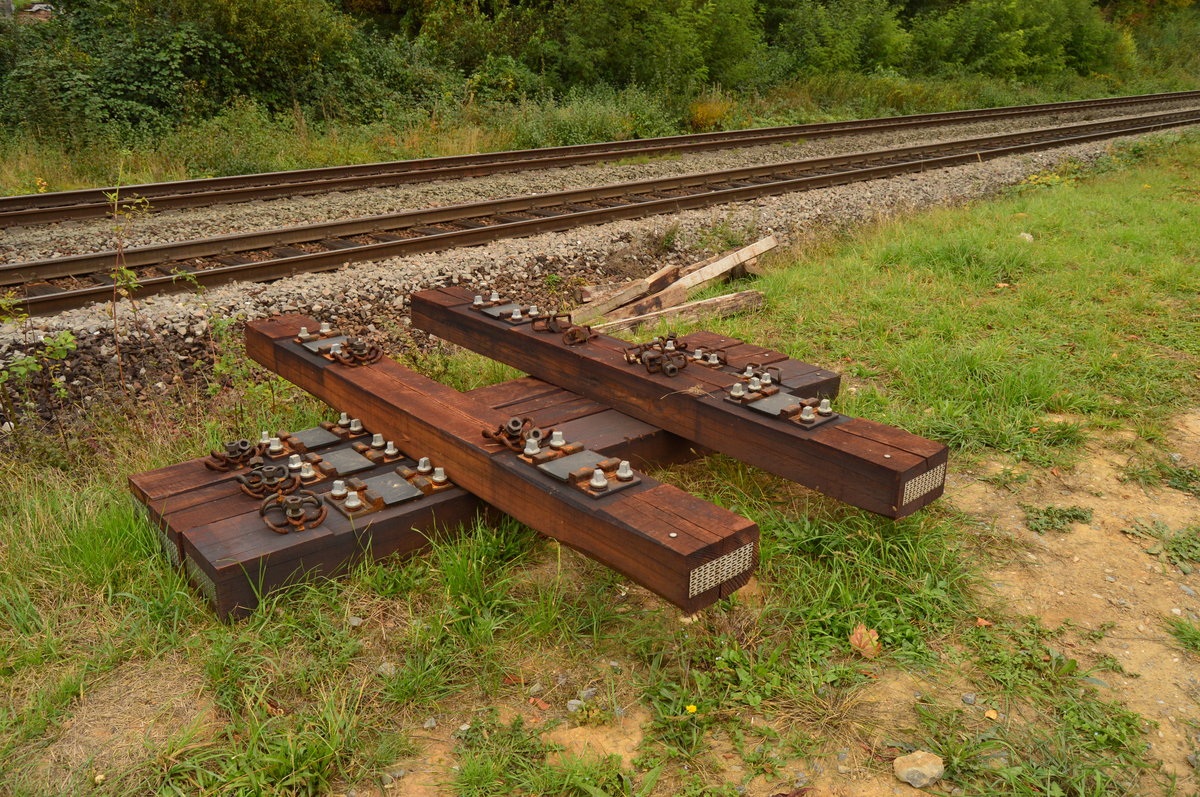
3;0;1196;152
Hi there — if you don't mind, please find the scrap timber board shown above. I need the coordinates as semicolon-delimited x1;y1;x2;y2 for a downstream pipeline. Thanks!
129;375;704;618
243;315;759;614
410;286;947;518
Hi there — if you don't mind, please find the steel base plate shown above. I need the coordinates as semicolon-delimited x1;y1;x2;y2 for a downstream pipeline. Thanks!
362;472;424;506
289;426;341;451
318;447;375;476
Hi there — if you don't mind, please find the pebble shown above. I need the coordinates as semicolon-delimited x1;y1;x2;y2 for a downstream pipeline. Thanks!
961;693;977;705
423;717;437;729
349;616;365;627
580;686;598;700
1181;585;1196;597
376;662;397;677
893;751;945;788
566;699;584;712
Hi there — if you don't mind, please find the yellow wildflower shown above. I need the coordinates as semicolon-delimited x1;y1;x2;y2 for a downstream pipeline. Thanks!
685;705;697;714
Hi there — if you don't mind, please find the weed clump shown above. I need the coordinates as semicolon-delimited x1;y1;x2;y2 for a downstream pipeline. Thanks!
1021;504;1093;533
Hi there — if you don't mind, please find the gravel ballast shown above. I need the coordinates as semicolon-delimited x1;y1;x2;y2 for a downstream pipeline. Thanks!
0;125;1195;417
2;102;1197;263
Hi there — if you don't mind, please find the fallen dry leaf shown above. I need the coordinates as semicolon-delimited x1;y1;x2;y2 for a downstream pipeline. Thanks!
975;617;994;627
848;623;882;659
985;709;999;720
528;697;550;711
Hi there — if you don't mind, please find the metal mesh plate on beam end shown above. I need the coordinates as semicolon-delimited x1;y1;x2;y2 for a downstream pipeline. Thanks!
901;462;947;506
184;558;218;606
157;527;180;566
688;542;756;598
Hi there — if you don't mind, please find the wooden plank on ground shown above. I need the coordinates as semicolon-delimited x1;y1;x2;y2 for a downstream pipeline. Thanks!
602;236;777;322
594;290;765;334
410;286;947;518
244;315;758;613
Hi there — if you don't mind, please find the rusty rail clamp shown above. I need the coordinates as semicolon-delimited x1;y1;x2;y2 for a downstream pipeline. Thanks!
624;333;691;377
205;438;269;472
237;459;302;498
329;337;383;367
259;491;327;534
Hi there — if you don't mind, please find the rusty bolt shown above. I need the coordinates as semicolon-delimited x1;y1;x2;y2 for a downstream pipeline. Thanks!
331;480;348;499
268;437;284;455
349;419;364;434
549;430;566;449
523;438;540;456
616;461;634;481
589;469;609;490
748;377;762;392
473;295;484;306
432;467;448;484
319;322;332;335
417;457;433;474
299;462;317;480
287;454;303;471
692;348;705;361
730;382;746;399
384;441;399;457
371;433;385;449
338;412;351;427
800;406;816;422
344;489;364;511
489;290;501;303
818;398;833;416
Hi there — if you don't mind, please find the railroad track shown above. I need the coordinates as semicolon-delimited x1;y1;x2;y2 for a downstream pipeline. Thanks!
3;90;1200;228
6;108;1200;316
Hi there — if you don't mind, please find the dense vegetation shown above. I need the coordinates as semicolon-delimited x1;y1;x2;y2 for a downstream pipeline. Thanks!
0;0;1198;189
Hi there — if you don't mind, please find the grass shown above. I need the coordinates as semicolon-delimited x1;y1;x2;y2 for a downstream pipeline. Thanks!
1166;618;1200;656
1;128;1198;794
4;68;1200;196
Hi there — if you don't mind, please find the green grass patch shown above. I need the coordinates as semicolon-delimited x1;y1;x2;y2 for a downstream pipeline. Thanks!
1166;618;1200;655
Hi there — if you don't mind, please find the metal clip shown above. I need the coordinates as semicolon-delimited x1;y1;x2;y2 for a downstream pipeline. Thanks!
205;438;268;471
238;461;301;497
329;337;383;367
259;491;327;534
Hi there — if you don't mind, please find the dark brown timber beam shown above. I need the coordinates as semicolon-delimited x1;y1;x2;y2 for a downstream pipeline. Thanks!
410;287;947;517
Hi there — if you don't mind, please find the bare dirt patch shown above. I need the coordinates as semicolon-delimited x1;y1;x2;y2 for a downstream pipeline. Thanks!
24;659;213;792
952;416;1200;790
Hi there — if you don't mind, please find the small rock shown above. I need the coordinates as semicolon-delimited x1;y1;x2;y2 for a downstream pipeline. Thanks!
423;717;437;730
349;615;365;627
386;769;405;780
376;662;397;677
1181;585;1196;598
1018;232;1034;242
961;693;976;705
580;686;598;700
893;751;945;788
566;699;584;713
1188;752;1199;768
528;682;544;695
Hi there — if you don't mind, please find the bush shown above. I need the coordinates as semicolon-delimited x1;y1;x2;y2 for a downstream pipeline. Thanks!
908;0;1123;77
505;86;677;149
770;0;912;75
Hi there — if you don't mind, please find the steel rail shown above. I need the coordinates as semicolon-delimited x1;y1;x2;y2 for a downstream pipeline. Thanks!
10;108;1200;316
3;89;1200;228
